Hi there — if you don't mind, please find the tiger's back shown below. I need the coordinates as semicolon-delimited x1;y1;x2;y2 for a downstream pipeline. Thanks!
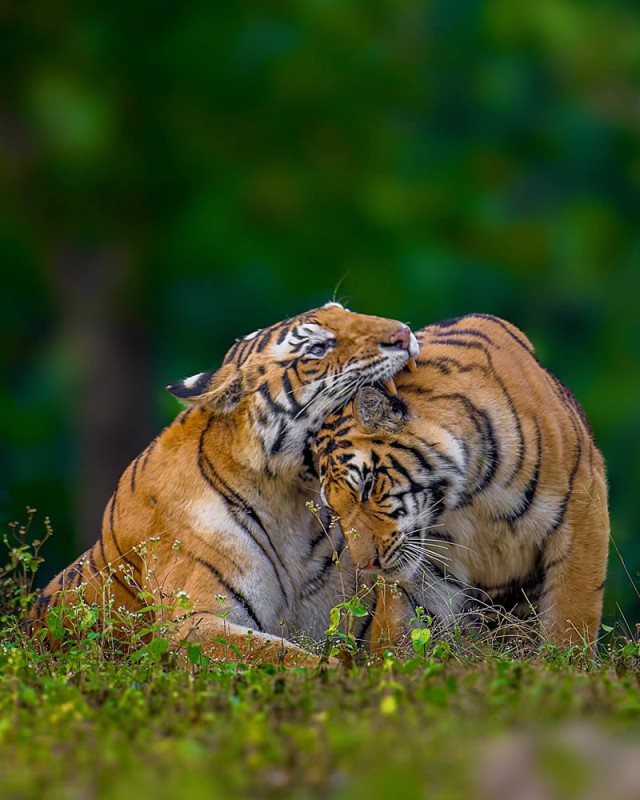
317;313;609;649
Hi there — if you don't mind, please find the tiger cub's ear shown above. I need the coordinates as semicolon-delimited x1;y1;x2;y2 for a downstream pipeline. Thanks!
353;386;406;434
166;364;243;414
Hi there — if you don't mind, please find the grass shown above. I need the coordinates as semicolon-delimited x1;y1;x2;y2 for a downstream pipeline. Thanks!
2;515;640;799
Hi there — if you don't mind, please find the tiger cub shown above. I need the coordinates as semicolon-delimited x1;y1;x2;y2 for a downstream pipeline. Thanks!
32;303;419;664
316;313;609;652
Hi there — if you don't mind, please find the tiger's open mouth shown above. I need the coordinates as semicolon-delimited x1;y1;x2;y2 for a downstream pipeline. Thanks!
379;357;417;396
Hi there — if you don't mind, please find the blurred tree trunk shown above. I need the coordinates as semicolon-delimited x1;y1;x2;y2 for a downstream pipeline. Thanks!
52;247;154;551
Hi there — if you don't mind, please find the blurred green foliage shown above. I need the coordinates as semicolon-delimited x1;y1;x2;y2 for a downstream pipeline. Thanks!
1;1;638;620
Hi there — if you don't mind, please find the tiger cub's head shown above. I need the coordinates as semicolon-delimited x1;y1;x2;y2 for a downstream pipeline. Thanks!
167;303;419;466
316;385;458;582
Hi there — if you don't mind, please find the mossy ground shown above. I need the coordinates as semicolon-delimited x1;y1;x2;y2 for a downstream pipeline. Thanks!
2;516;639;799
2;622;640;800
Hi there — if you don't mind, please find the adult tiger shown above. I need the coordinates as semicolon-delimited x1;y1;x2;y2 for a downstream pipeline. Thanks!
32;302;419;664
315;313;609;652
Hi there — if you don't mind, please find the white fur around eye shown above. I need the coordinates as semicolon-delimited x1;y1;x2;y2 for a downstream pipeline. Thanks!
272;323;333;357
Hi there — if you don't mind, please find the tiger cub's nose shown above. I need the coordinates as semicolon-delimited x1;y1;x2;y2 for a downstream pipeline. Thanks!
389;325;411;350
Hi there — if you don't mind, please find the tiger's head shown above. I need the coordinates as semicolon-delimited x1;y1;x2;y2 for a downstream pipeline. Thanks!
167;303;419;469
316;385;461;582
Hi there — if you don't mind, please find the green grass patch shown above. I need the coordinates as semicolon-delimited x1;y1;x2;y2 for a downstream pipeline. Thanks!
2;619;640;800
2;515;640;799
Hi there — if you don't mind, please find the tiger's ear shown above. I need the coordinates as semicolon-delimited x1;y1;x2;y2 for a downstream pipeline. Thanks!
166;364;243;414
353;386;406;434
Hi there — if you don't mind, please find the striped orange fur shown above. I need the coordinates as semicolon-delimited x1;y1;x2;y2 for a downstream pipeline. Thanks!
31;303;419;664
316;314;609;652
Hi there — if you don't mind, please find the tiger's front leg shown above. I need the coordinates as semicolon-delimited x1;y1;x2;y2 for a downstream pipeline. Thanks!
160;556;330;667
538;492;609;650
368;583;413;657
172;613;328;667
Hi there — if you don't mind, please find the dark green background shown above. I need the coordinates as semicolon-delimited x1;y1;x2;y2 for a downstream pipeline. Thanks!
1;1;638;624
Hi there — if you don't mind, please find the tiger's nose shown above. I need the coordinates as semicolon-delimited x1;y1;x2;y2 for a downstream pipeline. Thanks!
389;325;411;350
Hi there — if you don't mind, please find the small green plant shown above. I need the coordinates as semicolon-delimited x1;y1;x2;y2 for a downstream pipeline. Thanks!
409;605;433;659
0;508;52;618
324;594;369;658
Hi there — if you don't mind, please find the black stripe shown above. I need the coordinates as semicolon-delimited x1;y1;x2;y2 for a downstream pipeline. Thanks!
308;528;327;553
496;421;542;526
271;420;287;454
289;339;307;354
544;553;568;570
431;394;497;504
391;442;435;474
546;420;583;536
386;455;426;494
332;425;354;440
415;356;486;376
223;340;242;365
425;314;533;356
179;407;196;426
468;314;536;356
494;373;526;485
281;369;303;415
198;421;292;601
111;570;139;600
66;561;83;589
57;566;75;591
87;546;100;577
276;324;291;345
258;381;292;418
548;370;594;440
302;555;335;597
141;438;157;471
415;357;451;375
408;436;463;476
431;327;499;348
427;478;450;519
481;563;545;612
234;339;253;366
319;414;348;432
108;491;141;578
130;454;142;492
255;328;275;353
187;550;263;631
426;316;465;330
97;534;138;601
428;337;493;353
302;441;319;479
429;339;526;485
381;533;404;564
